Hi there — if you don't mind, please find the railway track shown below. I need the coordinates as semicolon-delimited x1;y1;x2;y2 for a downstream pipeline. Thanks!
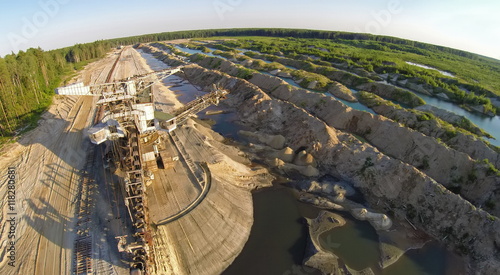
129;49;142;75
69;48;123;275
106;50;123;83
72;147;96;275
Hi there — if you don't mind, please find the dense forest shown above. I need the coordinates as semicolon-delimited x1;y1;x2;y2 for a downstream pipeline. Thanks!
1;28;499;144
109;28;499;62
0;41;110;142
108;28;500;97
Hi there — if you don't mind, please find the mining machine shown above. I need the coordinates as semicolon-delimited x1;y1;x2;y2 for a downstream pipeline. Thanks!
57;67;228;275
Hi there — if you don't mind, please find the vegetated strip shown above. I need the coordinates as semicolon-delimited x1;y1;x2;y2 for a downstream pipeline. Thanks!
194;36;498;116
178;40;426;108
357;91;500;170
0;41;111;145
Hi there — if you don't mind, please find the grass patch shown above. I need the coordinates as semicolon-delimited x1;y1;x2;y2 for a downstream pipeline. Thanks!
236;67;256;80
481;159;500;176
291;70;331;90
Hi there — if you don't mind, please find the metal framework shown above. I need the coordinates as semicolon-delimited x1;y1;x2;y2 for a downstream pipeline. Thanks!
57;67;228;275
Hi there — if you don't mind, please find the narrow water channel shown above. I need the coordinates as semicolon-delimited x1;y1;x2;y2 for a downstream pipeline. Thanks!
174;45;217;57
412;91;500;146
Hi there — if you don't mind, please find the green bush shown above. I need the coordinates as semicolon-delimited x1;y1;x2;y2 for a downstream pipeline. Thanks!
417;113;433;121
361;157;374;173
481;159;500;176
236;67;255;80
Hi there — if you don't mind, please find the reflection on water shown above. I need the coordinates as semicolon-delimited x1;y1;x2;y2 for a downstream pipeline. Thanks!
384;241;446;275
412;92;500;146
163;75;204;103
174;45;230;61
226;187;460;275
223;187;322;275
319;214;461;275
406;62;455;78
137;49;171;70
198;106;246;140
163;73;248;140
319;217;381;272
174;45;216;57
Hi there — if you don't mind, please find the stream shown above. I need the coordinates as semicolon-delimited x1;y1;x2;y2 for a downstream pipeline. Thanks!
410;91;500;146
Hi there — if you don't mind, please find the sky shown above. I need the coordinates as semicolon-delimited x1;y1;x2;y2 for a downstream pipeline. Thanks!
0;0;499;59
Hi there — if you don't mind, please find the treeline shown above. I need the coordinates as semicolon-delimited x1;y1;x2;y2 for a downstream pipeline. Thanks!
65;42;110;63
110;28;500;91
0;40;110;140
109;28;496;63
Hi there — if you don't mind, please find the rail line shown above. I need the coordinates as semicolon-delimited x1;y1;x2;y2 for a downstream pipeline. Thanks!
106;50;123;83
155;162;211;225
169;131;205;188
71;48;123;275
72;145;96;275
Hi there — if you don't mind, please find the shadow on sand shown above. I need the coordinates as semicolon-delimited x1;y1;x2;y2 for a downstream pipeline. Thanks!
17;100;129;271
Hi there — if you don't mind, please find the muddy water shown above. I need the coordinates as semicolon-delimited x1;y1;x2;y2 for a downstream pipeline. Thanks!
198;105;246;140
383;241;463;275
223;187;322;275
319;219;463;275
139;49;463;275
319;217;381;272
226;186;460;275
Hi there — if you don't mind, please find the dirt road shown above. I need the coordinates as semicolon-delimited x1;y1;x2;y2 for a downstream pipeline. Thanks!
0;46;152;275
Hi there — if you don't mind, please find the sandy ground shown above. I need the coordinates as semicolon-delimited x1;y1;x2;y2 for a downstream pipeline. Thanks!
0;93;94;275
153;84;183;113
0;46;156;275
0;44;275;275
149;120;273;275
